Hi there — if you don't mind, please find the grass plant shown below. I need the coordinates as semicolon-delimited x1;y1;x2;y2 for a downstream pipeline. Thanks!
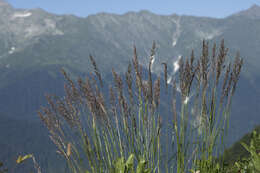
39;40;243;173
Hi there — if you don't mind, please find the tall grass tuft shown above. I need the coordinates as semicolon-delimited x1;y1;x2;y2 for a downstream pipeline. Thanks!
170;40;243;173
39;40;243;173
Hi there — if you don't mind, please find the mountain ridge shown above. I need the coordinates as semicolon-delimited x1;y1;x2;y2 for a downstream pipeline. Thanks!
2;1;260;19
0;0;10;7
231;4;260;19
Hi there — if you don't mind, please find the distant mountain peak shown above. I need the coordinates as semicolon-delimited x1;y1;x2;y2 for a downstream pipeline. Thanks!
247;4;260;13
250;4;260;9
232;4;260;19
0;0;10;6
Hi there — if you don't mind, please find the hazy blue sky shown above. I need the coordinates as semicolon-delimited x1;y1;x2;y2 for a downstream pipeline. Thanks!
6;0;260;18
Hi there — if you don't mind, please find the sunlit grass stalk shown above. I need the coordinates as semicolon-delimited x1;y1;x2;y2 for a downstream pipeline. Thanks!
39;40;242;173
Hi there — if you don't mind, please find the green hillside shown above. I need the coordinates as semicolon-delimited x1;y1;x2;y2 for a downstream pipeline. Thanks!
224;125;260;164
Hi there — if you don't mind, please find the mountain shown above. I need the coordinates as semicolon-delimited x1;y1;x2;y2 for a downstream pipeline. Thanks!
0;0;10;6
0;0;260;171
232;4;260;19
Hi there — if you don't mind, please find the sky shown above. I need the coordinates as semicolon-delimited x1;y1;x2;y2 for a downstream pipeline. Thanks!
6;0;260;18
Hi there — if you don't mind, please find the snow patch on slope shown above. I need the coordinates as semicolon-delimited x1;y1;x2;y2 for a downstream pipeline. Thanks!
184;96;190;104
173;55;181;73
166;55;182;85
13;12;32;18
44;19;64;35
171;17;181;47
196;29;222;40
5;64;10;68
8;47;15;54
25;25;42;38
150;54;155;72
24;19;64;38
167;76;172;84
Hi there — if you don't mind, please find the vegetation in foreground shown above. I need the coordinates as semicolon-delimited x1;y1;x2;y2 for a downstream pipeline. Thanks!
2;128;259;172
3;40;257;173
38;40;244;172
223;126;260;173
223;125;260;164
